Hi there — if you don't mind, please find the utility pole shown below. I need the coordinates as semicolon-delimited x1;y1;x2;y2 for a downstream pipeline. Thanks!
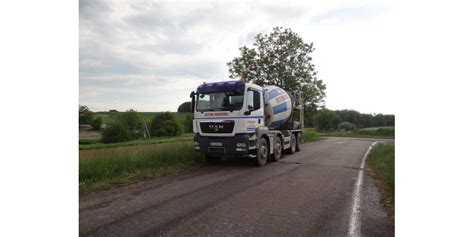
142;118;151;139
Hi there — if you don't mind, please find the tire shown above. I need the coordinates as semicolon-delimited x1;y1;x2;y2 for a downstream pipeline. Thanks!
286;133;296;154
271;135;283;161
255;138;269;166
205;154;220;163
295;132;302;152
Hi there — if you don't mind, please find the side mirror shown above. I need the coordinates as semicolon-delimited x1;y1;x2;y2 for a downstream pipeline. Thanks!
189;91;195;112
244;110;251;115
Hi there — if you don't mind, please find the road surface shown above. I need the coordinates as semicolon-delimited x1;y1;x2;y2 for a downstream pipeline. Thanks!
80;137;394;236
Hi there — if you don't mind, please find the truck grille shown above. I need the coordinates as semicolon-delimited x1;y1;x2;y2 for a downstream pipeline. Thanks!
200;121;234;133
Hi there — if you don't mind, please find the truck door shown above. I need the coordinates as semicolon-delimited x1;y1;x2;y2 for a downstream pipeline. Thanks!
245;88;264;128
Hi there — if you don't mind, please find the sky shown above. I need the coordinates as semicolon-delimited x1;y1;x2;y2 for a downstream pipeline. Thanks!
79;0;396;114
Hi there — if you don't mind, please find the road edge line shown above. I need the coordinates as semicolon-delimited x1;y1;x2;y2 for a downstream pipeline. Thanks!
348;141;378;237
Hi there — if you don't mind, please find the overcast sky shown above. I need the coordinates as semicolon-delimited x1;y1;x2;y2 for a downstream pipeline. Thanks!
80;0;396;114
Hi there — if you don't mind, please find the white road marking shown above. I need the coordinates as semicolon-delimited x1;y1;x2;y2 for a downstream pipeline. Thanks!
348;141;378;237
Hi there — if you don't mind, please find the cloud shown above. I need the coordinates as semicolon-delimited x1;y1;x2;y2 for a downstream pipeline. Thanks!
311;4;389;25
80;0;392;113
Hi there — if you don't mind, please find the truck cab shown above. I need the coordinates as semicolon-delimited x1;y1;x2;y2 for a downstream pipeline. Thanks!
190;79;303;166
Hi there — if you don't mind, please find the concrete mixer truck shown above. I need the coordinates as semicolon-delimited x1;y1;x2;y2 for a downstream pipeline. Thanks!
189;79;304;166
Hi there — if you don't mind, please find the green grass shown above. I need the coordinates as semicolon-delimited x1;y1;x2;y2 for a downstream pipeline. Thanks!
95;111;190;124
302;129;322;143
366;143;395;212
79;142;205;193
79;129;325;193
318;127;395;139
79;133;194;150
79;138;102;145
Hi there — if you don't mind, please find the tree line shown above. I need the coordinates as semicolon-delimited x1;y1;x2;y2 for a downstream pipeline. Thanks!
177;101;394;132
304;106;394;131
79;105;193;144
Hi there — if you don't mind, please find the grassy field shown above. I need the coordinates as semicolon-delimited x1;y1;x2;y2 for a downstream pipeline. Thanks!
79;133;194;150
318;126;394;139
94;111;190;124
80;142;205;193
366;143;395;219
79;129;324;193
302;129;322;143
81;128;322;151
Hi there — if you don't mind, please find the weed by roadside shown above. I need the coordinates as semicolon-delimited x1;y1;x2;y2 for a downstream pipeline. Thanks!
79;142;205;193
79;133;193;150
302;130;322;143
366;143;395;222
318;127;394;139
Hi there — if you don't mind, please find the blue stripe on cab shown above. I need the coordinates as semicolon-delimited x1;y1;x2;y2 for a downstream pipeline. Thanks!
272;102;288;115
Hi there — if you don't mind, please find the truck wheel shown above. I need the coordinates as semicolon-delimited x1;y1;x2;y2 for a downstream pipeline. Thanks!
271;136;283;161
255;138;269;166
205;154;220;163
295;133;302;152
286;133;296;154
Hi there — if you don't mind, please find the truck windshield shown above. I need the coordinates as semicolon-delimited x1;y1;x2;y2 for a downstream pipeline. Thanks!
196;90;244;112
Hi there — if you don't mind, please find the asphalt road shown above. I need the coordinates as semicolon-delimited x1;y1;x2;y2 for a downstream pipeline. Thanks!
80;137;394;236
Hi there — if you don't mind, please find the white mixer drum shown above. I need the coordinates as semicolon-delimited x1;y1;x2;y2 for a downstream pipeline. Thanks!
263;85;293;129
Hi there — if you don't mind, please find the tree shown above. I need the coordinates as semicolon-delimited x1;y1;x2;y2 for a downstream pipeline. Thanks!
303;103;318;128
383;114;395;126
374;114;386;127
91;117;102;130
101;122;131;143
118;109;141;130
338;122;357;131
227;27;326;106
177;101;192;113
150;112;182;137
315;109;341;131
79;105;94;125
336;110;361;128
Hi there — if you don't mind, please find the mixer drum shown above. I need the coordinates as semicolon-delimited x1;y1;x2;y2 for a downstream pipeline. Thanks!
263;85;294;129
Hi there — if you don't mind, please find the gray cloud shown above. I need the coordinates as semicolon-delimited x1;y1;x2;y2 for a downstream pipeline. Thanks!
311;4;388;24
130;39;203;55
80;0;389;111
259;3;307;19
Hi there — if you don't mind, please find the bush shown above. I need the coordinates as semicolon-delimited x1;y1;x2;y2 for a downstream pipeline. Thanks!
338;122;357;131
375;127;395;137
91;117;102;130
118;109;141;130
356;127;395;138
101;122;132;143
79;105;94;125
182;113;194;133
150;112;182;137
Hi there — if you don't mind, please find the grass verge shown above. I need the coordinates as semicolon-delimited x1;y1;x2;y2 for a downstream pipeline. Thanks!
366;143;395;221
302;129;323;143
79;133;194;150
319;127;394;139
80;130;324;193
79;142;205;193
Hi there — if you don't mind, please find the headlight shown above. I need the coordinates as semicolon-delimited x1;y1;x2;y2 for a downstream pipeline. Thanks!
194;141;199;145
236;143;246;148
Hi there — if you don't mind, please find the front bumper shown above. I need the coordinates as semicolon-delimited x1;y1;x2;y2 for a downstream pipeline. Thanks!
193;133;251;157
